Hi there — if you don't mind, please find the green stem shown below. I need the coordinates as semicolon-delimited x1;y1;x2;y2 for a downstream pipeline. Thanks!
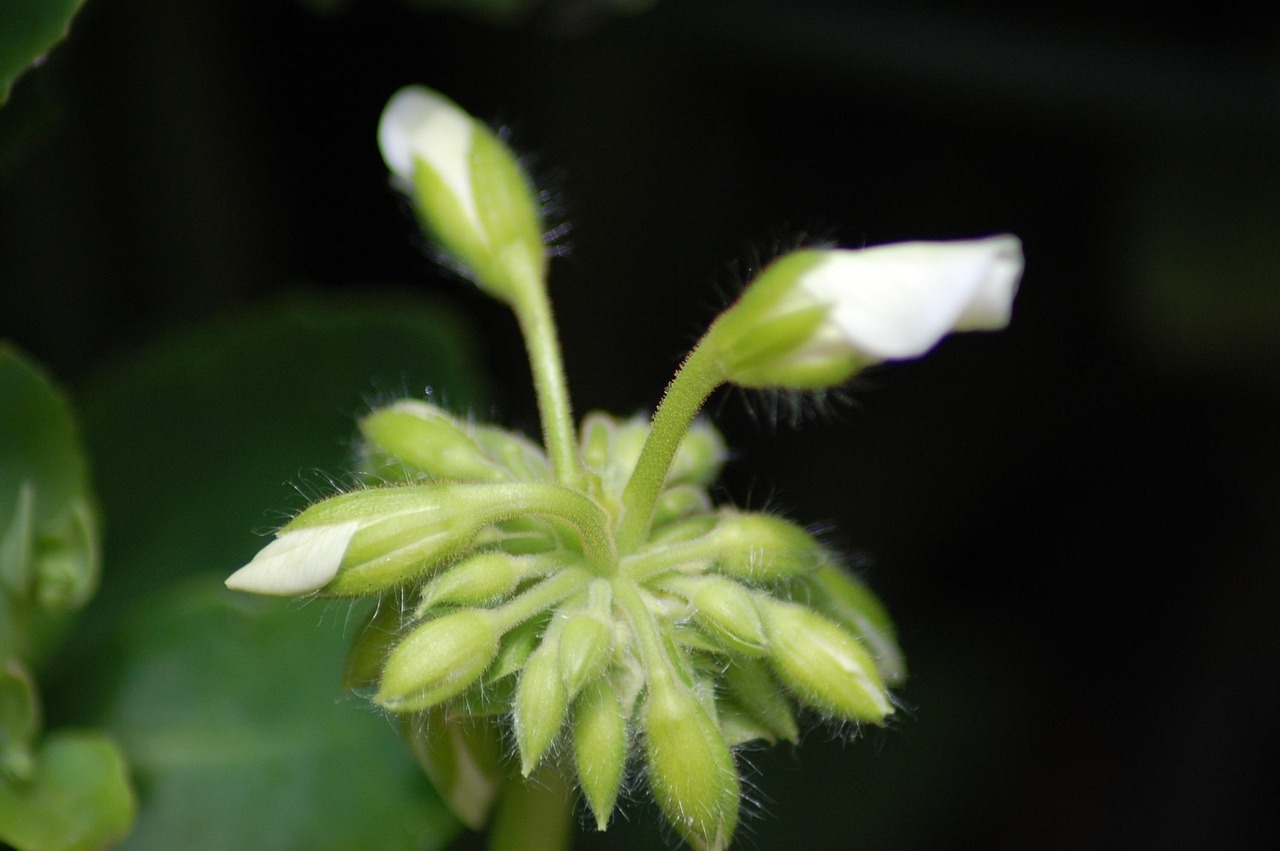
617;337;726;553
487;762;575;851
508;264;582;488
490;568;591;634
476;483;615;573
611;577;678;690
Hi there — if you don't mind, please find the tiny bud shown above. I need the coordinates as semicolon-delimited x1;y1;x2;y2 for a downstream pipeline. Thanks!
360;401;507;482
807;563;907;685
708;512;824;582
513;637;569;776
719;656;799;745
416;550;526;613
558;611;613;699
651;484;713;531
376;610;500;713
758;598;892;722
644;677;739;851
573;677;628;830
690;577;768;656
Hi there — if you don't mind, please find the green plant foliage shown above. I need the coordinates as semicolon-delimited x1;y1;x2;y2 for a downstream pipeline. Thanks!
0;0;87;106
43;292;487;848
0;344;132;851
0;731;133;851
83;579;458;851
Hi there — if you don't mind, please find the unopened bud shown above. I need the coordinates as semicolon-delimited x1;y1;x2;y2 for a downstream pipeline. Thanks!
807;563;906;685
376;610;500;712
758;598;892;722
690;577;767;656
361;401;507;482
378;86;545;303
558;610;613;698
573;677;627;830
644;678;739;851
416;550;527;613
708;512;823;582
513;637;568;776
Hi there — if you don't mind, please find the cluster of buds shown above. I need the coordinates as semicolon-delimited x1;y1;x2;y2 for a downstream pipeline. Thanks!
226;86;1021;850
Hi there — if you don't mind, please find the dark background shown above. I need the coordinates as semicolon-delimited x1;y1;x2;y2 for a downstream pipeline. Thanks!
3;1;1279;848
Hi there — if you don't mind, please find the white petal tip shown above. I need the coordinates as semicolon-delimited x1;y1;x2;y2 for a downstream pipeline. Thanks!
225;521;360;596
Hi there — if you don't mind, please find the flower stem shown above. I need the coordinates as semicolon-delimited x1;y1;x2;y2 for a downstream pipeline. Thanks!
617;337;725;553
506;253;582;488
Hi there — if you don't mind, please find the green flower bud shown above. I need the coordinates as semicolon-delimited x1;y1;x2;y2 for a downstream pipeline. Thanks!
708;511;824;582
558;611;613;699
572;676;627;830
471;425;550;482
360;401;508;483
806;562;906;685
651;484;713;531
513;635;568;776
579;412;648;493
688;577;768;657
708;237;1022;389
416;550;528;613
719;656;798;745
376;609;500;713
644;677;739;851
378;86;546;304
758;598;892;722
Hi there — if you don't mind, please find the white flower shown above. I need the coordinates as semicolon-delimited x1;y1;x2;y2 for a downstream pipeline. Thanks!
712;234;1023;389
225;521;361;596
797;234;1022;361
378;86;481;232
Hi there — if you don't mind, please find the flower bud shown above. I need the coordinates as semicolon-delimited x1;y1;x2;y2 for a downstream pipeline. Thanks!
572;676;628;830
651;485;713;531
558;609;613;699
709;235;1022;389
708;511;824;582
644;677;739;851
378;86;545;303
758;598;892;722
360;400;508;483
513;636;568;776
689;577;768;656
719;656;798;745
376;609;500;712
416;550;527;613
806;563;906;685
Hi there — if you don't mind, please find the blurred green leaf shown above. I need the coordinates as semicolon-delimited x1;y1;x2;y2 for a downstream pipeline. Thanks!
83;578;458;851
47;291;489;847
0;0;86;106
0;343;99;626
0;730;133;851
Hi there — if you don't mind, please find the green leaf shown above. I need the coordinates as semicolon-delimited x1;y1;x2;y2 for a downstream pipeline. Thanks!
0;344;99;629
0;730;134;851
0;0;86;106
80;579;458;851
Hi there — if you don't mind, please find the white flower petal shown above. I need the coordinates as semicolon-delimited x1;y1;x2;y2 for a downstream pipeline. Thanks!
225;521;361;596
377;87;480;230
800;235;1022;360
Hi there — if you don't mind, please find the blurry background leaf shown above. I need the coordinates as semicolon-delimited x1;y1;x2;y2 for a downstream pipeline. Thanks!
42;292;489;848
66;579;457;851
0;731;133;851
0;0;87;106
